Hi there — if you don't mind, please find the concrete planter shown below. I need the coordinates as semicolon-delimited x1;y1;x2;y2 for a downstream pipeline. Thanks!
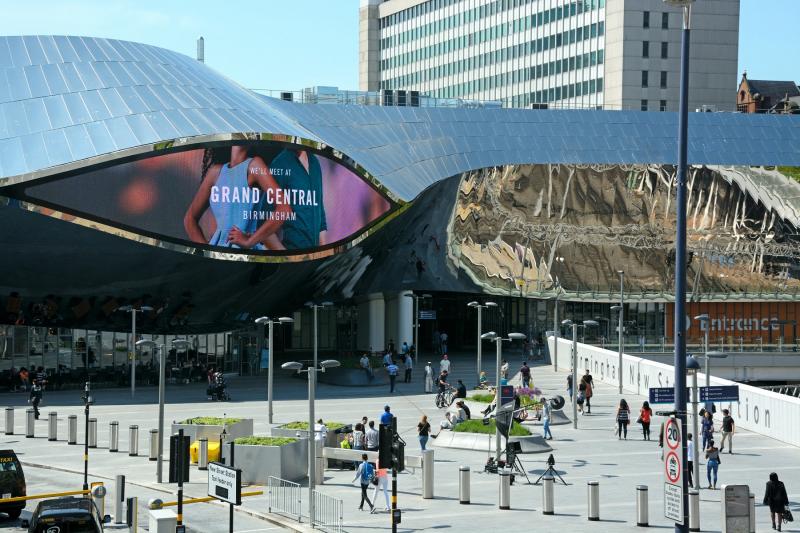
272;425;341;448
221;439;307;484
170;419;254;443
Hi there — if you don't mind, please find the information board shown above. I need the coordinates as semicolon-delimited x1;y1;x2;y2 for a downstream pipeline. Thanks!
208;462;241;505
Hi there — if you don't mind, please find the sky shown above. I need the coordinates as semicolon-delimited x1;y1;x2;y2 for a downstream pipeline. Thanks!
0;0;797;92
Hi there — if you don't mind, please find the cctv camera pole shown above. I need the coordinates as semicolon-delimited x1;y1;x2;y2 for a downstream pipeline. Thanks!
618;270;624;394
82;381;91;492
571;324;578;430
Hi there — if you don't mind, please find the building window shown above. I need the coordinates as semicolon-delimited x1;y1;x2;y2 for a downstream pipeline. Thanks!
641;99;648;111
643;11;650;28
661;41;668;59
642;41;649;58
662;12;669;29
660;71;667;88
641;71;649;88
660;99;667;111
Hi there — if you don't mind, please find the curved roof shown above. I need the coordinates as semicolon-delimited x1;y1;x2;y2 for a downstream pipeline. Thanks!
1;36;800;201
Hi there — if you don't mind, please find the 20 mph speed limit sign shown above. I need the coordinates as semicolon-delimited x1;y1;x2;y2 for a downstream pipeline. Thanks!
663;417;683;522
665;418;680;450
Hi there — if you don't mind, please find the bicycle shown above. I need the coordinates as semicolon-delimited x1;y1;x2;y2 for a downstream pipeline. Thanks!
435;386;456;408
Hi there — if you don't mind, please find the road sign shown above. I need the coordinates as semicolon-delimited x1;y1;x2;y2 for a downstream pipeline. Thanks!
664;482;683;523
649;387;692;404
419;310;436;320
665;451;681;483
663;417;683;523
665;418;681;450
701;385;739;402
207;462;241;505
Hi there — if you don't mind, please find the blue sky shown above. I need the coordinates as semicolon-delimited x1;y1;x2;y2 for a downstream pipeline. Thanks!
1;0;796;91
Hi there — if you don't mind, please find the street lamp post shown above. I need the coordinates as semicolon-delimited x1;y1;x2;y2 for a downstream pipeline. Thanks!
306;302;333;370
665;0;695;529
704;351;729;410
468;301;497;385
255;316;294;424
119;305;153;399
561;319;599;429
405;293;432;364
616;270;624;393
686;355;701;490
694;313;710;365
480;331;525;461
81;381;93;491
282;359;340;525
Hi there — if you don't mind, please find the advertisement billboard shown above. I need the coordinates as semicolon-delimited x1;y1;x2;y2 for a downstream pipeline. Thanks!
15;142;393;257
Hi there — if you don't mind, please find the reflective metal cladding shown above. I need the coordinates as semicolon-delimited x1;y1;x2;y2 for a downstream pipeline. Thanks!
1;35;800;202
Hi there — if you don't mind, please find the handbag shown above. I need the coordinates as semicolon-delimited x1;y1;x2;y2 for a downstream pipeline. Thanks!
635;416;643;424
783;509;794;523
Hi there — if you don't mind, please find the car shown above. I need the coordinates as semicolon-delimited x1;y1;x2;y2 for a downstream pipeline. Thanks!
21;497;110;533
0;449;26;520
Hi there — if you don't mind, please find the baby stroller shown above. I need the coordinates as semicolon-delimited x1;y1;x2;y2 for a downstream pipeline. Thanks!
207;372;230;401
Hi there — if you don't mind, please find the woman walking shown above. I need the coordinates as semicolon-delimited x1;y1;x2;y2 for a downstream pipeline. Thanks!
615;399;631;439
763;472;789;531
639;401;653;440
417;415;431;450
701;410;715;451
705;439;721;489
542;397;553;440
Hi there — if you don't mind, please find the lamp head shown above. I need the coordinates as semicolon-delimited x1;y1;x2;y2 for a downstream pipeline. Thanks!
422;293;432;298
467;301;478;307
278;316;294;324
706;350;729;359
255;316;270;325
583;320;599;327
281;361;303;371
686;355;701;373
485;301;497;307
171;339;190;348
610;305;622;311
480;331;498;341
141;305;154;311
507;333;526;341
135;340;155;348
694;313;709;321
321;301;333;307
320;359;341;370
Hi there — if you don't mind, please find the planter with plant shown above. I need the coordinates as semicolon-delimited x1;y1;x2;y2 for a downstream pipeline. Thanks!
221;436;306;484
272;421;346;447
171;416;253;443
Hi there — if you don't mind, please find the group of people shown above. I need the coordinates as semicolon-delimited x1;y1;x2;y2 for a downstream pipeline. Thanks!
566;369;595;414
359;341;415;393
347;408;396;513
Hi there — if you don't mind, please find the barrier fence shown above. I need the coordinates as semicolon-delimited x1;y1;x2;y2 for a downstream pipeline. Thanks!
312;489;344;533
267;476;302;523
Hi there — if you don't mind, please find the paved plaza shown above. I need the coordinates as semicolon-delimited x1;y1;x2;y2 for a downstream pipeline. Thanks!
2;353;798;532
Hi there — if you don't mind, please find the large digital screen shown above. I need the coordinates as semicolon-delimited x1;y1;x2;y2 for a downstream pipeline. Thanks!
18;143;393;255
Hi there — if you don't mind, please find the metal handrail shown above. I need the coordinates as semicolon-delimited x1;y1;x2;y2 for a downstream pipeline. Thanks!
267;476;302;523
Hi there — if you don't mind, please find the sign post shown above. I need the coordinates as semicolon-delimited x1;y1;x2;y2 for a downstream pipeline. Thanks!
207;458;241;533
663;417;683;523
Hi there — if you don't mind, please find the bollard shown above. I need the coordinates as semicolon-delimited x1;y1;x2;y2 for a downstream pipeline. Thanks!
91;483;106;517
5;407;13;435
88;418;98;448
128;425;139;456
689;489;700;532
26;408;35;438
636;485;649;527
149;429;158;461
459;465;470;504
68;415;78;445
542;475;554;515
48;412;57;441
587;481;600;521
109;421;119;452
198;438;209;470
749;492;755;533
422;449;434;499
499;468;511;510
126;496;138;532
114;475;125;524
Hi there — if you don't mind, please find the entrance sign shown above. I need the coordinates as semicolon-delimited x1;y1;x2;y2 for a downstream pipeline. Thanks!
207;462;241;505
663;417;683;522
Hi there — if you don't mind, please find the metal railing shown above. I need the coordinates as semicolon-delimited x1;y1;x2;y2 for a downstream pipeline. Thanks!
267;476;302;523
763;384;800;398
312;490;344;533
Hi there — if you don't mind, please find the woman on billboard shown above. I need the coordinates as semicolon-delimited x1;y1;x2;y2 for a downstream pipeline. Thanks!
183;146;289;250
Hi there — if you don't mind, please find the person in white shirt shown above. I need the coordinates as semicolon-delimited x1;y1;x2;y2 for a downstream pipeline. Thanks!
433;404;466;437
424;362;434;393
439;354;451;375
687;433;695;488
382;351;392;366
360;353;372;379
365;421;379;451
371;459;391;512
314;419;327;444
500;359;509;379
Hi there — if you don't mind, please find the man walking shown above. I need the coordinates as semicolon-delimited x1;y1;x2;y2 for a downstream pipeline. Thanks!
404;352;413;383
352;454;375;512
439;354;451;375
720;409;735;454
365;421;379;451
386;360;399;393
520;361;532;388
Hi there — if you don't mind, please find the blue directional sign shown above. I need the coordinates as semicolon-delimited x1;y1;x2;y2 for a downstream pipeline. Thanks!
701;385;739;402
649;387;691;404
419;310;437;320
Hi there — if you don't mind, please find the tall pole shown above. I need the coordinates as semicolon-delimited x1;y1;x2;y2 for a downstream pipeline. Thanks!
553;298;559;370
672;4;692;531
703;326;710;390
313;306;318;369
618;271;624;394
476;307;483;385
308;366;316;524
571;324;578;430
268;320;275;424
691;371;699;488
157;344;166;483
83;382;90;491
494;338;502;461
131;310;136;399
414;297;419;365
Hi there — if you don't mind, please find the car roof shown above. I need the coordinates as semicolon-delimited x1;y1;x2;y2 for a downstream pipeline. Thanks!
37;497;93;513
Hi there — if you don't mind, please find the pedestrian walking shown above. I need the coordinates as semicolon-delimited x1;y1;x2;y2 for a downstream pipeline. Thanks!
701;410;715;451
520;361;531;388
404;353;413;383
424;362;434;393
542;397;553;440
380;405;393;426
371;459;391;512
580;370;594;414
687;433;695;488
439;354;451;375
763;472;790;531
705;439;721;489
720;409;735;454
615;399;630;439
440;331;448;355
417;415;431;450
386;360;399;393
352;454;375;512
639;401;653;440
365;421;379;451
29;380;43;419
501;359;509;380
566;374;573;400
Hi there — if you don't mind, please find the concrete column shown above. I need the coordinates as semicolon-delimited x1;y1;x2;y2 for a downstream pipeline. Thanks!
397;291;414;350
368;293;385;353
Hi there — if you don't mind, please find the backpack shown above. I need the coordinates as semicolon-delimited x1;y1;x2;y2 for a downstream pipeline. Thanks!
360;461;375;484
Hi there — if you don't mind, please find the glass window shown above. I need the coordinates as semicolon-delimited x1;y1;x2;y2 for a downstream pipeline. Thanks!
642;41;649;58
662;12;669;29
643;11;650;28
641;99;648;111
641;71;648;88
660;99;667;111
661;41;668;59
660;70;667;88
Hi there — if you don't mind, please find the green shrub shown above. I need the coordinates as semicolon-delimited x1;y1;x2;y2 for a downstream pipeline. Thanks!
468;393;494;403
281;421;345;431
452;419;530;436
180;417;242;426
233;436;297;446
777;166;800;183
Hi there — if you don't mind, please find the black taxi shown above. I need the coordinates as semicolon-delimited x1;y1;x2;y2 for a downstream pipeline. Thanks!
22;497;109;533
0;449;26;520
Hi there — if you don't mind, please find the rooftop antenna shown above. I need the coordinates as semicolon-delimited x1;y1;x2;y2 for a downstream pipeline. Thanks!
197;36;204;63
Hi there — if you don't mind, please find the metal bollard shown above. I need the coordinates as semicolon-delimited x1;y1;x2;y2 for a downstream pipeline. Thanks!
26;408;35;438
198;438;209;470
48;412;58;441
91;482;106;517
542;475;554;515
636;485;649;527
5;407;13;435
587;481;600;521
126;496;138;532
109;421;119;452
459;465;470;504
422;449;434;499
749;492;755;533
88;418;97;448
114;475;125;524
128;425;139;456
689;489;700;532
149;429;158;461
68;415;77;444
499;468;511;510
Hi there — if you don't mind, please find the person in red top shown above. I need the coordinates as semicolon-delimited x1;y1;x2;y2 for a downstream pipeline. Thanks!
639;401;653;441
